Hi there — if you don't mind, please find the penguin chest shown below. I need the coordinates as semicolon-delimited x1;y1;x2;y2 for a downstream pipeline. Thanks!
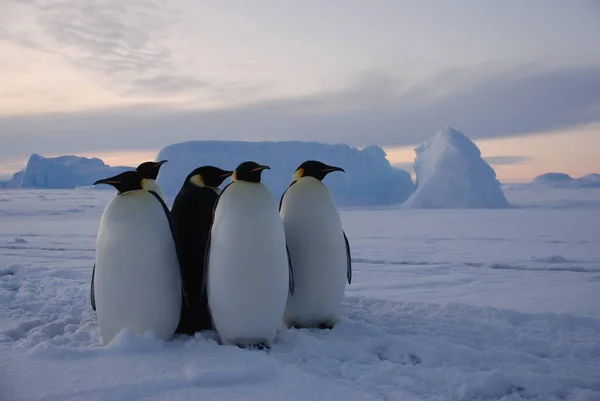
281;179;347;323
207;183;289;344
95;193;181;344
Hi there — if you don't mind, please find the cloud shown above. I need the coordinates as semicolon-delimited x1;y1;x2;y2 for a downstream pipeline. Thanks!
37;0;176;76
1;0;253;99
1;64;599;160
127;74;210;95
484;156;533;166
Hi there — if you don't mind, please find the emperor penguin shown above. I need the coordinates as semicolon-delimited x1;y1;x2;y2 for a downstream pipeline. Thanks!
171;166;234;335
90;159;168;311
206;161;293;348
92;170;183;344
135;160;168;202
279;160;351;329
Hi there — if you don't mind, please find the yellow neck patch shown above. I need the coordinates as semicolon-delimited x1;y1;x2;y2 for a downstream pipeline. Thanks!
190;175;205;187
140;178;148;190
232;170;238;181
292;168;304;182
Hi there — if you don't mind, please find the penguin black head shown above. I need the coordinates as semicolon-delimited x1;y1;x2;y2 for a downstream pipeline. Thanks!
233;161;270;183
293;160;345;182
186;166;234;188
136;160;167;180
93;171;145;194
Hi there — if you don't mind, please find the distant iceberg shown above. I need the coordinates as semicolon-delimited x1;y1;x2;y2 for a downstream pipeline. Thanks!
404;127;510;209
531;172;600;188
6;154;132;189
156;141;415;206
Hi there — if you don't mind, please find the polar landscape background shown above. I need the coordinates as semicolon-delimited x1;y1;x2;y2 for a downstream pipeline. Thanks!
1;173;599;400
2;1;600;399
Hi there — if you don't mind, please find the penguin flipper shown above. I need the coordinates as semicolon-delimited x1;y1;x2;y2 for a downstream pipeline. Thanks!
343;231;352;285
149;190;189;307
90;263;96;311
278;181;296;211
286;245;295;295
200;232;211;297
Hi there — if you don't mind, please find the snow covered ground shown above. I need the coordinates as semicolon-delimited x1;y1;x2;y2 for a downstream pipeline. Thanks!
1;187;599;401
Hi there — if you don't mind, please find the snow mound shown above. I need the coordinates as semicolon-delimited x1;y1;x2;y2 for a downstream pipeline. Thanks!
156;141;415;206
532;173;600;188
6;154;133;189
579;173;600;188
404;127;510;209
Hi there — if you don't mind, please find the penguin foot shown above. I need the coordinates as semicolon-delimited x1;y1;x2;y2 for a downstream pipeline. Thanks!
287;320;336;330
316;322;335;330
251;342;270;351
237;341;270;351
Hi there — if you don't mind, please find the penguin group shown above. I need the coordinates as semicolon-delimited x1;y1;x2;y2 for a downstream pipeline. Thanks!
91;159;352;348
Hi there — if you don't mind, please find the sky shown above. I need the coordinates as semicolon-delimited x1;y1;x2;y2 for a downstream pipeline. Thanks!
1;0;599;182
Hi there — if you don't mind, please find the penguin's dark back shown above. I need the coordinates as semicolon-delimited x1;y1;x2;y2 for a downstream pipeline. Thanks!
171;186;219;333
172;187;219;243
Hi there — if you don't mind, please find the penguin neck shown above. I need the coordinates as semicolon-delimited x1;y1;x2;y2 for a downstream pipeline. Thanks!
233;179;263;186
294;176;323;185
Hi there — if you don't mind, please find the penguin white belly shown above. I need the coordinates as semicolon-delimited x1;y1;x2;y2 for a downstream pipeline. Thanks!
281;178;348;327
143;179;167;203
208;182;289;346
95;191;181;344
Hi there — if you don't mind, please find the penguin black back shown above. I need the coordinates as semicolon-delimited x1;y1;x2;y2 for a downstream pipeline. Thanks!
171;166;233;335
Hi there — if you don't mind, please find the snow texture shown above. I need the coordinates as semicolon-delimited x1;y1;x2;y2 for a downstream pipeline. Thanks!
405;127;511;209
1;186;599;400
6;153;132;189
532;173;600;188
156;141;415;206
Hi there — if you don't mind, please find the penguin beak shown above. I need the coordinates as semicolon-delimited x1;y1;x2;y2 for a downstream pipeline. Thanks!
250;165;270;172
219;170;234;178
322;165;345;173
154;160;168;167
93;178;121;186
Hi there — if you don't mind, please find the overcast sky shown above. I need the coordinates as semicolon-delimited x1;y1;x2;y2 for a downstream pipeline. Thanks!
1;0;599;181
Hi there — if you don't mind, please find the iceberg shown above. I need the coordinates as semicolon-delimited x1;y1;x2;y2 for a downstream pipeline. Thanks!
156;141;415;206
6;154;132;189
579;174;600;188
531;172;600;188
404;127;510;209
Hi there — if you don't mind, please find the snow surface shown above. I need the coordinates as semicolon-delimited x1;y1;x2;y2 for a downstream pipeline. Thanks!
1;186;600;401
156;141;415;206
405;127;510;209
6;154;132;189
532;173;600;189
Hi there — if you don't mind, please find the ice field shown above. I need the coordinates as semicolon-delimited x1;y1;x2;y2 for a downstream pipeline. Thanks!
1;187;599;401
